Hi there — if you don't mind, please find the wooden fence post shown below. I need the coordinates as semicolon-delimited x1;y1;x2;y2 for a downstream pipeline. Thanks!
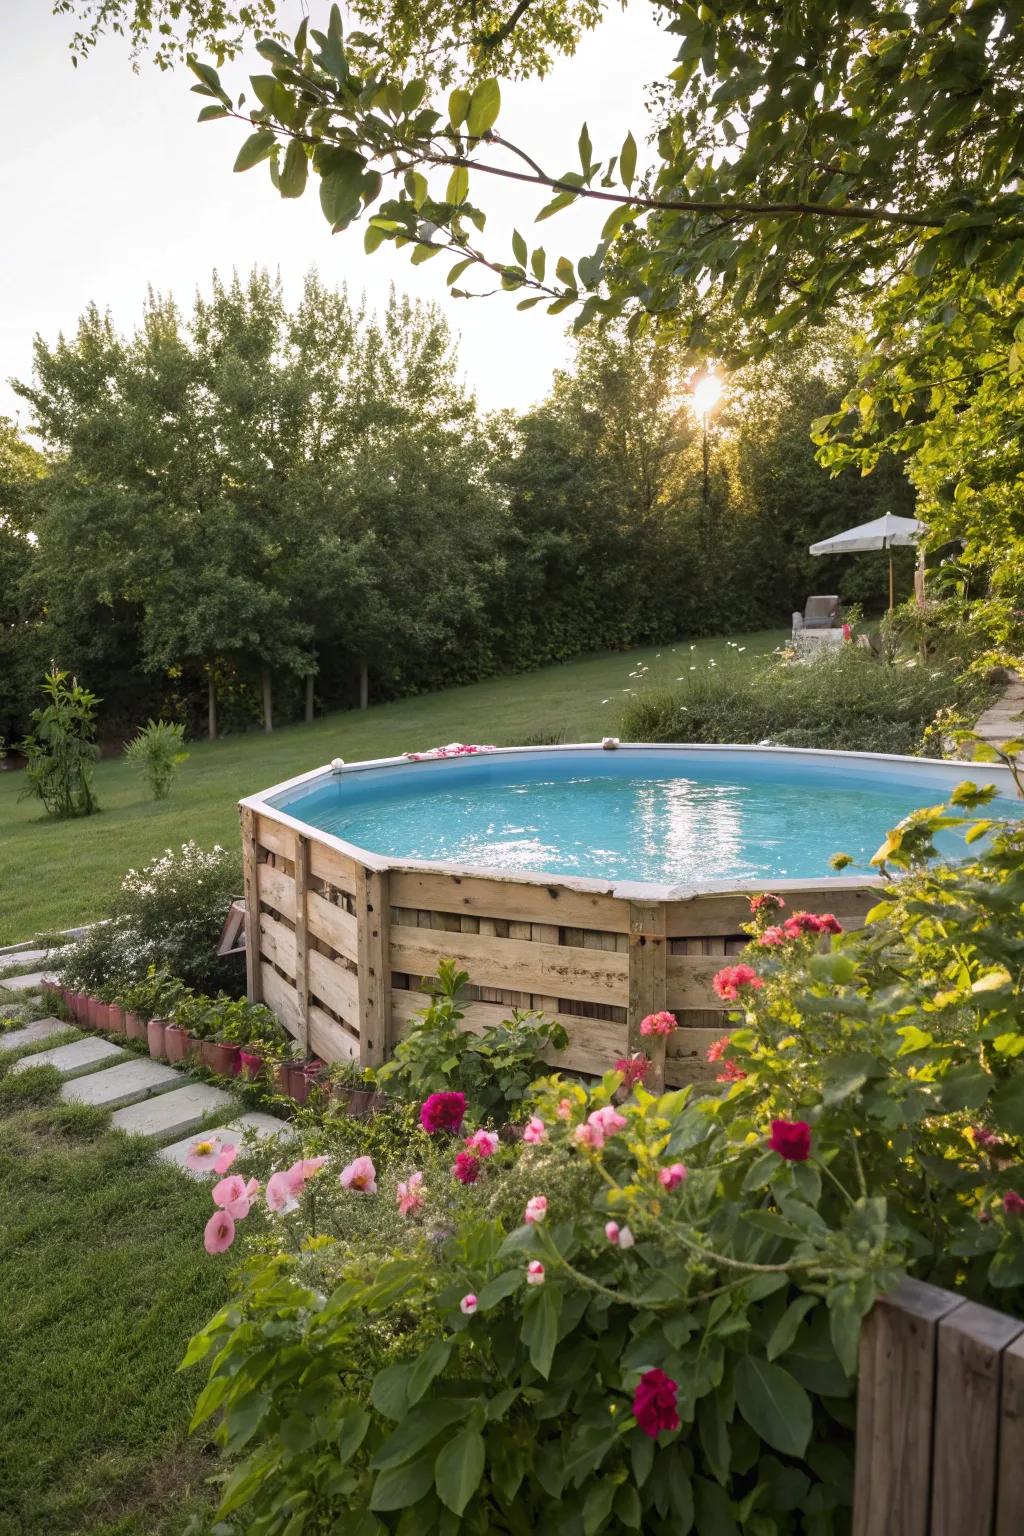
357;865;392;1069
240;805;263;1005
294;834;310;1055
997;1333;1024;1536
932;1301;1024;1536
627;901;667;1091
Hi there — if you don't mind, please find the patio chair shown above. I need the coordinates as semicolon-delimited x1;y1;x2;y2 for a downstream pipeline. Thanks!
792;595;841;634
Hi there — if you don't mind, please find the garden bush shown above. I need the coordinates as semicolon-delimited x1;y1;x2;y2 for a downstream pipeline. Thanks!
182;774;1024;1535
58;840;243;995
18;667;100;818
621;646;992;755
123;717;189;799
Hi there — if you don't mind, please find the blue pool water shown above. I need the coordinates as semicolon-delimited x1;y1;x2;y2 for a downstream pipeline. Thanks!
270;748;1021;886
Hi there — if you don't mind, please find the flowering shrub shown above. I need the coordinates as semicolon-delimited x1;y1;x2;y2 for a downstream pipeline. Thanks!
377;960;569;1121
183;779;1024;1534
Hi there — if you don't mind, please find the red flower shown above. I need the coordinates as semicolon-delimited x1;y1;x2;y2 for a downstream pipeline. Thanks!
973;1125;999;1149
639;1011;678;1037
781;912;843;939
717;1059;747;1084
633;1368;680;1438
420;1091;466;1134
758;925;787;947
768;1119;812;1162
706;1034;731;1064
615;1053;651;1088
712;964;764;1002
749;893;785;915
452;1151;481;1185
1004;1190;1024;1216
816;913;843;935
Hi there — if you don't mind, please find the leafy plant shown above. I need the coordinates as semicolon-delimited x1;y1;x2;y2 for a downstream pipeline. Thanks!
376;960;569;1122
18;668;100;818
123;717;189;800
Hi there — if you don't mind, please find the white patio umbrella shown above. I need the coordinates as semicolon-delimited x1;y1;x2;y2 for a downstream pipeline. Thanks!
809;513;926;612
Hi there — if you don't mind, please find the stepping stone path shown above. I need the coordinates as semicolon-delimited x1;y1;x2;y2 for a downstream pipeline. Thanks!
974;677;1024;755
12;1037;125;1077
1;970;55;993
160;1112;295;1175
2;973;293;1154
62;1057;182;1109
111;1081;235;1141
1;1017;66;1052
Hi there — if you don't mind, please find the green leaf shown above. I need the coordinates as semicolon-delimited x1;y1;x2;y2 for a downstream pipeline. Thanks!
434;1428;485;1515
407;1338;453;1404
233;130;276;173
582;1476;616;1534
371;1362;413;1421
578;122;593;174
512;228;528;267
536;191;577;222
279;138;308;199
531;246;546;280
447;166;469;204
371;1399;470;1470
449;88;470;128
337;1405;371;1463
197;104;228;122
467;79;501;137
734;1356;813;1457
477;1270;522;1309
521;1286;561;1378
370;1452;437;1511
767;1296;817;1361
620;131;638;190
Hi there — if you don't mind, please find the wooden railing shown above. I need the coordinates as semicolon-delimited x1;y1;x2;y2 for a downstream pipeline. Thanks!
854;1278;1024;1536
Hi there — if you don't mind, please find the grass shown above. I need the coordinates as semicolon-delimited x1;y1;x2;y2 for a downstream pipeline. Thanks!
0;1064;231;1536
0;630;786;944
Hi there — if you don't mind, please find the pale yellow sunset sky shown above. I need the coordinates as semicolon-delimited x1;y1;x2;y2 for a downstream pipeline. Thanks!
1;2;671;425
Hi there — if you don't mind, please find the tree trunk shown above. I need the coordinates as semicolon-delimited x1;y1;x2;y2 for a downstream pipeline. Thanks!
262;665;273;734
207;674;217;742
304;672;315;725
359;659;369;711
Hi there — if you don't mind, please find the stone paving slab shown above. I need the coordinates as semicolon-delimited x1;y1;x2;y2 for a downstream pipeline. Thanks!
159;1111;295;1174
0;970;54;993
61;1057;182;1109
110;1082;235;1142
1;1018;67;1053
0;947;52;969
11;1037;125;1077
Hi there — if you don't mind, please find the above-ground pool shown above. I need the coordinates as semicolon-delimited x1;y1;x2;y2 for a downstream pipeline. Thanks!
267;745;1021;887
241;744;1021;1090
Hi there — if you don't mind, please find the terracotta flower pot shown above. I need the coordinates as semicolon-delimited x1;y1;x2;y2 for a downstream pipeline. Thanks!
239;1049;265;1080
87;996;104;1029
94;1001;112;1032
346;1088;375;1118
70;992;87;1024
164;1023;192;1064
124;1011;149;1044
201;1040;241;1077
147;1017;168;1059
107;1004;126;1035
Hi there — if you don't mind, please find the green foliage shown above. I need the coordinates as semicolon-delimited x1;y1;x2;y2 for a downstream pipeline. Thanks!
57;840;242;994
185;781;1024;1533
18;667;100;819
621;646;990;756
376;959;570;1122
123;717;189;799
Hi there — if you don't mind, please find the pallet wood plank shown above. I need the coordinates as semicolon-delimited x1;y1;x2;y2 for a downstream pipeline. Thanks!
357;866;392;1069
665;886;876;938
932;1301;1024;1536
388;868;625;931
389;924;628;1006
241;805;262;1004
996;1333;1024;1536
306;889;359;963
627;903;668;1089
258;911;297;979
257;861;295;919
255;815;295;860
308;1003;359;1064
389;988;624;1075
260;961;301;1036
294;834;310;1054
308;947;359;1027
307;840;357;894
853;1279;965;1536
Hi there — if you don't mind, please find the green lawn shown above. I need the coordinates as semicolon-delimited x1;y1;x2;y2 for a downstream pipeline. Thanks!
0;631;786;944
0;1063;230;1536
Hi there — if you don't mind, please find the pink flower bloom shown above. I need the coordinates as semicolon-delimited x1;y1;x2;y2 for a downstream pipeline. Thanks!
659;1163;687;1191
973;1126;999;1148
420;1091;466;1134
460;1293;478;1315
574;1121;604;1150
397;1171;425;1216
185;1134;225;1172
265;1169;300;1214
618;1225;635;1249
605;1220;621;1243
615;1054;651;1089
464;1129;500;1158
706;1034;731;1064
712;964;764;1002
524;1195;548;1225
212;1174;260;1220
522;1116;547;1145
758;926;787;947
749;893;785;915
768;1119;812;1162
781;911;843;940
213;1144;239;1174
340;1156;377;1194
555;1098;574;1121
633;1368;680;1437
717;1059;748;1084
1004;1190;1024;1216
452;1151;481;1185
639;1011;677;1037
588;1105;627;1137
203;1208;236;1254
527;1260;545;1286
293;1155;329;1181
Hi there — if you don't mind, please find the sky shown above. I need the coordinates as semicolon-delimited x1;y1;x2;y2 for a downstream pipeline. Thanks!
1;2;671;428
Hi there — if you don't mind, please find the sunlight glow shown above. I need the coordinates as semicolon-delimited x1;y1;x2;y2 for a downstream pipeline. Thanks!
690;371;724;416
